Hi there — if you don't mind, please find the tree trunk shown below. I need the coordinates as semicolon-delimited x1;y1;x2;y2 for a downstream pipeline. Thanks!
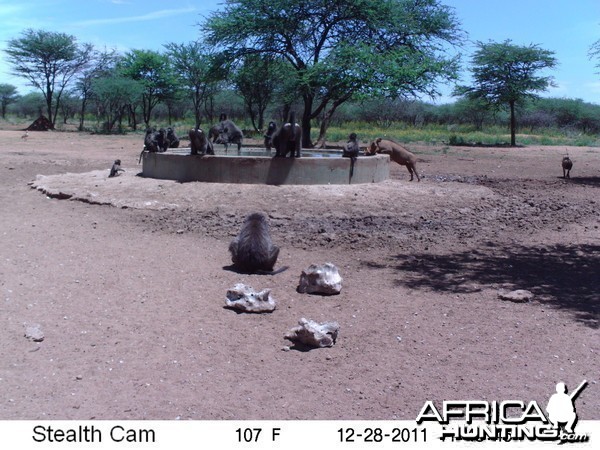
301;96;313;148
510;100;516;147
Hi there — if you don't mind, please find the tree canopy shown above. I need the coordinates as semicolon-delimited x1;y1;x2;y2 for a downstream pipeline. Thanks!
454;40;557;146
5;29;93;127
203;0;464;147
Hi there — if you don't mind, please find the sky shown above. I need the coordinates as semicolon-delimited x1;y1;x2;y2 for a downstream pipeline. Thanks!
0;0;599;104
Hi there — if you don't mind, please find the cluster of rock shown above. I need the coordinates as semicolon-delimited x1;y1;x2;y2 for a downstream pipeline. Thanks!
225;262;343;350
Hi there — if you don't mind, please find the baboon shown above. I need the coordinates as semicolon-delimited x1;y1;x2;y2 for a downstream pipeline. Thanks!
228;212;288;275
562;156;573;178
343;132;360;178
272;112;302;158
157;128;169;152
108;159;124;177
264;121;277;151
216;119;244;153
208;125;220;143
189;128;215;155
166;127;180;148
139;127;169;162
366;138;420;181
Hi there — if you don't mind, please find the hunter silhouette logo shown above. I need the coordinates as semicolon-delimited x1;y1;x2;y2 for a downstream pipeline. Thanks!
416;379;590;443
546;380;587;434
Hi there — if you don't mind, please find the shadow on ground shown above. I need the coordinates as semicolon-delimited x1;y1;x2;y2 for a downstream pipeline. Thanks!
364;243;599;329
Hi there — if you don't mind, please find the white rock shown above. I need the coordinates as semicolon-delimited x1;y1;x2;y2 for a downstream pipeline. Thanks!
285;318;340;348
297;263;342;295
225;283;276;313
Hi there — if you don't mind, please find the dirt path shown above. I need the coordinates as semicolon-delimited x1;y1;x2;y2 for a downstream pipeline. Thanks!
1;128;598;420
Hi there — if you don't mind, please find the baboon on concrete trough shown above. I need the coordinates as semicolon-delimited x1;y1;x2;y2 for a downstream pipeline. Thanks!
264;121;277;151
228;212;288;274
272;112;302;158
216;119;244;153
343;132;360;178
189;128;215;155
166;127;180;148
139;127;160;163
157;128;169;152
562;156;573;178
366;138;420;181
108;159;124;177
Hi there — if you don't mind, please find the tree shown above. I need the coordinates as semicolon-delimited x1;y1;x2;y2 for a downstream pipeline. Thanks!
4;29;93;127
203;0;463;147
119;50;176;127
590;38;600;73
233;54;287;131
74;48;119;131
0;84;19;119
164;41;225;128
91;75;143;133
454;40;557;146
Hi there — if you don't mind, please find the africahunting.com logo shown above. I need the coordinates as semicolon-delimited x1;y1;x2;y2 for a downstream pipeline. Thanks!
416;380;589;443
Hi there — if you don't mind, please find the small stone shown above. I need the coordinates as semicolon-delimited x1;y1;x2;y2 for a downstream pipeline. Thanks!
285;318;340;348
225;283;276;313
24;324;44;342
498;289;534;303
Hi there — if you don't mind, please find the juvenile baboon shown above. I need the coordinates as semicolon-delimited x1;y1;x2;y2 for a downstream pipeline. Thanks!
216;119;244;153
264;121;277;151
272;112;302;158
166;127;180;148
562;156;573;178
108;159;124;177
343;132;360;178
366;138;420;181
229;212;288;275
208;125;220;143
189;128;214;155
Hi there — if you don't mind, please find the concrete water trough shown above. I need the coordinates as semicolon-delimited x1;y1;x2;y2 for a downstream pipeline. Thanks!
140;147;390;185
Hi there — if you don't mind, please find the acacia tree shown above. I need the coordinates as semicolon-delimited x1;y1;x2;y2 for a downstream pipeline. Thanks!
75;48;119;131
4;29;93;128
119;50;176;127
454;40;557;146
203;0;463;147
0;84;19;118
590;38;600;74
233;54;288;131
164;41;224;128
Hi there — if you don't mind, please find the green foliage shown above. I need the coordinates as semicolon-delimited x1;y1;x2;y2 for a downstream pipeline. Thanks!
164;41;225;127
91;75;144;133
454;40;558;146
118;49;177;126
0;84;19;118
203;0;464;146
4;29;94;126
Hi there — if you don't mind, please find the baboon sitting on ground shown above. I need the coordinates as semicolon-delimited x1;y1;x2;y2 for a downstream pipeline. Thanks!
229;212;288;274
109;159;124;177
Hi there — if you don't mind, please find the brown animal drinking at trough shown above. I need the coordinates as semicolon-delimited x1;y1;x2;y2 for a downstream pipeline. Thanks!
562;156;573;178
366;138;420;181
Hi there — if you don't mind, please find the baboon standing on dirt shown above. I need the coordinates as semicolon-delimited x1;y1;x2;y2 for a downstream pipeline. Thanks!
229;212;288;274
562;156;573;178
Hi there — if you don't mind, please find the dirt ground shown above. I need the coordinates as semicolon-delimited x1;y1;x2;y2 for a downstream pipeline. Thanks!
0;126;598;421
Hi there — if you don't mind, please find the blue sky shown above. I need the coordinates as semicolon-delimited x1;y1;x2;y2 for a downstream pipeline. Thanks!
1;0;599;104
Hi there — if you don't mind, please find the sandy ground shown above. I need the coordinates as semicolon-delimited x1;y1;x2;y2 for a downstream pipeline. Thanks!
0;126;598;421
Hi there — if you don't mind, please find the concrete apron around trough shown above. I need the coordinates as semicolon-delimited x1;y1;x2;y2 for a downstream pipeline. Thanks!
141;148;390;185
